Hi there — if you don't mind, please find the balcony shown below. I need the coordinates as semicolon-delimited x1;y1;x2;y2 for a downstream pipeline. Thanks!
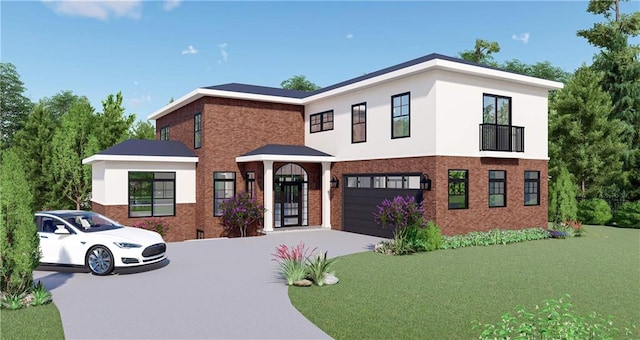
479;124;524;152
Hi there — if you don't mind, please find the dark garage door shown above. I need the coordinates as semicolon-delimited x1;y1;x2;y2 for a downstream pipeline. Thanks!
343;174;422;238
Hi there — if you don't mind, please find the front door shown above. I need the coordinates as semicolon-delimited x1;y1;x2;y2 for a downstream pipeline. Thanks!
275;182;302;227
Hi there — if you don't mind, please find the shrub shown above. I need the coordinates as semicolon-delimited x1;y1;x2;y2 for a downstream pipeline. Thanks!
441;228;549;249
0;281;52;310
548;167;578;223
577;198;612;225
131;217;170;237
0;149;40;297
272;242;316;285
613;201;640;228
220;193;265;237
373;195;426;255
305;252;336;286
473;295;635;339
415;221;442;251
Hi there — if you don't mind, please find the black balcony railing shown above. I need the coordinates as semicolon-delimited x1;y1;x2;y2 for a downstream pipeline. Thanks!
479;124;524;152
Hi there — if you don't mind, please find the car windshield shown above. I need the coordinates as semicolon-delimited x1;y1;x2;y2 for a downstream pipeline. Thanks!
60;212;123;233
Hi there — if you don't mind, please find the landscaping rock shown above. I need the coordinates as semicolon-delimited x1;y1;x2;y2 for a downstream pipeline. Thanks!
324;274;339;285
293;279;313;287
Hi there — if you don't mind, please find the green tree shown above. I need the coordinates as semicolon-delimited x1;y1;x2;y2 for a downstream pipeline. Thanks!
0;63;33;147
51;99;100;210
458;39;501;67
549;66;626;196
502;59;571;83
42;90;85;122
129;120;156;140
281;75;321;92
0;148;40;296
548;167;578;223
94;92;136;150
12;103;57;210
577;0;640;199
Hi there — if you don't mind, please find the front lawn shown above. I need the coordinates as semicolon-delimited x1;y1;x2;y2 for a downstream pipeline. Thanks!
1;303;65;340
289;225;640;339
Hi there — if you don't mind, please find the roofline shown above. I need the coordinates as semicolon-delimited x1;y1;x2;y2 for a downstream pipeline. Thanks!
235;154;336;163
82;155;199;164
147;55;564;121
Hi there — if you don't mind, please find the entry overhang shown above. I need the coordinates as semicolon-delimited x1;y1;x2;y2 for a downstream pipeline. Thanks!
235;144;335;163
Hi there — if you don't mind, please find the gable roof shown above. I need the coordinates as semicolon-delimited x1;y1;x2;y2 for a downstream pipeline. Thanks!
148;53;564;121
240;144;333;157
82;139;197;164
236;144;335;163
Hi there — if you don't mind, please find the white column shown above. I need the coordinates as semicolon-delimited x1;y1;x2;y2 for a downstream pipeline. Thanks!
321;162;332;229
262;160;274;232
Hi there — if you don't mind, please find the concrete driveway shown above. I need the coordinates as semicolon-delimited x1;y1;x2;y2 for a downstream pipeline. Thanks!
33;229;384;339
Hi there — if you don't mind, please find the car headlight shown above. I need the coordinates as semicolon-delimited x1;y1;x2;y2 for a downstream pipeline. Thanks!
114;242;142;248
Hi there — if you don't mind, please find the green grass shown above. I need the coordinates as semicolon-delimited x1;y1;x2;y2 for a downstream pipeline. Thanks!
289;226;640;339
1;304;65;340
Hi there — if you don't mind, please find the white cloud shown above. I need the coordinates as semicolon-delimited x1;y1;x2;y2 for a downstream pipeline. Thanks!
129;92;152;107
346;33;354;39
163;0;181;11
218;43;228;63
182;45;198;55
42;0;143;20
512;32;530;44
133;81;139;86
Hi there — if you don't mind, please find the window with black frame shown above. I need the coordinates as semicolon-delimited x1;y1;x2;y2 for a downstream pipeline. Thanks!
160;126;170;141
524;171;540;206
489;170;507;207
391;92;410;138
128;172;175;217
448;170;468;209
352;103;366;143
245;171;256;198
194;113;202;148
214;172;236;216
310;110;334;133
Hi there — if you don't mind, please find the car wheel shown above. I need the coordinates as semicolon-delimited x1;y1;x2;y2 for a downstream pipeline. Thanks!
86;246;114;275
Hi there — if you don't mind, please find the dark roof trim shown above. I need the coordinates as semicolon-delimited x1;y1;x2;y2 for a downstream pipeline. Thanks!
240;144;333;157
97;139;197;157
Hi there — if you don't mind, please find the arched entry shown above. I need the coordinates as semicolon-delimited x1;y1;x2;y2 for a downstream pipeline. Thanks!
274;163;308;227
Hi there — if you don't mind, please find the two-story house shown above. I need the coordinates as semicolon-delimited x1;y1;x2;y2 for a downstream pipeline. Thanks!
83;53;563;241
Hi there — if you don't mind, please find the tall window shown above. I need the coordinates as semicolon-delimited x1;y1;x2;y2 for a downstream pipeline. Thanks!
245;171;256;198
352;103;366;143
194;113;202;149
391;92;410;138
214;172;236;216
310;110;334;133
524;171;540;206
160;126;170;141
489;170;507;207
448;170;468;209
128;172;175;217
483;94;511;125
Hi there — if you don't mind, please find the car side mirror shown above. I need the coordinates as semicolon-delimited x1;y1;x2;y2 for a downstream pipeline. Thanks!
54;226;70;235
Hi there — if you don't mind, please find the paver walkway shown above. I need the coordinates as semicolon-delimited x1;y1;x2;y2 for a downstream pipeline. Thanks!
33;229;383;339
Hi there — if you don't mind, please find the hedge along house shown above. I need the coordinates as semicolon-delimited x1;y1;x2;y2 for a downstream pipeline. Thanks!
83;53;563;242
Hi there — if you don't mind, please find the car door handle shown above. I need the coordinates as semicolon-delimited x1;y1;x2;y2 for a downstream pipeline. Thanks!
40;235;48;239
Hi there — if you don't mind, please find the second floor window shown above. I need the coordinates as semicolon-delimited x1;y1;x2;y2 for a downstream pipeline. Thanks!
352;103;366;143
194;113;202;148
483;94;511;125
392;92;410;138
310;110;334;133
160;126;170;141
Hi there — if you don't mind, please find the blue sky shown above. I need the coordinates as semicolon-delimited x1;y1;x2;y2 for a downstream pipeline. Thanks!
2;1;637;121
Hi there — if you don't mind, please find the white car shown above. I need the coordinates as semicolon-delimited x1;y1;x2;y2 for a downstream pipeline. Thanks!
35;210;167;275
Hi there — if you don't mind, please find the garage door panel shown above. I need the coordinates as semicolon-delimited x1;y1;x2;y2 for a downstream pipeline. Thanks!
343;186;421;238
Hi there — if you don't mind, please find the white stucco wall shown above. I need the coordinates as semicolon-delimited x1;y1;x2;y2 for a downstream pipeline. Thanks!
304;68;550;161
305;72;438;161
91;161;196;206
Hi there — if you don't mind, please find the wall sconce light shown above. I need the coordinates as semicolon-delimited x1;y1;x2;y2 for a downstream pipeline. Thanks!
420;174;432;191
330;175;340;189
